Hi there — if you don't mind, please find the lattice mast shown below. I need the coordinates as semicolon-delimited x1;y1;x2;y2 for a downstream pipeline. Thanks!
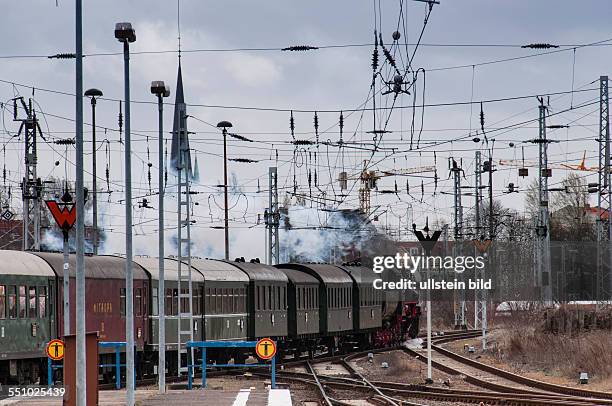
535;99;552;302
597;76;612;300
451;158;466;328
266;167;280;265
474;151;485;329
13;97;42;251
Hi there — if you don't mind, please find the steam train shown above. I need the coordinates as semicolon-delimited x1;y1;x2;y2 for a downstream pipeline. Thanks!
0;250;420;384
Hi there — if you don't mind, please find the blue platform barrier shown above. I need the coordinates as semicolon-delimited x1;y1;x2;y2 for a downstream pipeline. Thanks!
47;341;133;390
186;340;276;389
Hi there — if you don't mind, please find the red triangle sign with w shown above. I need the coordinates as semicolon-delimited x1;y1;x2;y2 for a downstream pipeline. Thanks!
45;200;76;231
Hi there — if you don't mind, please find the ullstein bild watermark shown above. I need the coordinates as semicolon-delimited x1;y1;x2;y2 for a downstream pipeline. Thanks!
371;253;492;291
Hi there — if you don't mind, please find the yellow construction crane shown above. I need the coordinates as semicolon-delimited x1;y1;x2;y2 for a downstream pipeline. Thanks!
338;161;436;215
498;151;595;176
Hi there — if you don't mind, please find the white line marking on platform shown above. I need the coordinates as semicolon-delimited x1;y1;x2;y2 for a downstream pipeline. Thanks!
268;389;292;406
232;388;251;406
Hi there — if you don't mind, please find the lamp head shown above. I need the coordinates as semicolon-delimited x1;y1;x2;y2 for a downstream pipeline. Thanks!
114;22;136;43
84;88;103;98
150;81;170;97
216;121;233;129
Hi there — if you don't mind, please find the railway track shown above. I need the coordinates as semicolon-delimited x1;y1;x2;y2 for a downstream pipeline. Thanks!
425;331;612;400
272;330;612;405
428;337;612;400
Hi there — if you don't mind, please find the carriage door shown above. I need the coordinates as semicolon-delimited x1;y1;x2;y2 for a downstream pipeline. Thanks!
48;279;56;338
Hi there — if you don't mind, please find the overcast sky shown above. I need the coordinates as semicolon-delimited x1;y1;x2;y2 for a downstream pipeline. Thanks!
1;1;611;258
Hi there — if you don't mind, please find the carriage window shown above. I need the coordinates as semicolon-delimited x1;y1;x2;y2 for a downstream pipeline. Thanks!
18;286;26;318
172;289;179;316
282;287;286;310
327;288;331;308
8;286;16;319
29;286;37;318
210;288;216;314
194;288;201;316
309;288;313;309
276;286;281;311
205;288;211;314
135;288;142;316
152;288;158;316
179;288;188;314
120;288;126;316
216;288;220;313
165;288;173;316
297;288;301;310
311;288;315;309
143;288;147;316
0;285;5;319
48;285;53;317
261;286;266;310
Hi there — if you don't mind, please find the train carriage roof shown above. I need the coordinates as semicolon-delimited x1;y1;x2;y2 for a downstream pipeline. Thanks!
335;264;377;286
0;250;56;277
276;266;319;285
279;263;352;284
190;258;250;282
33;253;148;280
132;257;204;282
225;260;288;283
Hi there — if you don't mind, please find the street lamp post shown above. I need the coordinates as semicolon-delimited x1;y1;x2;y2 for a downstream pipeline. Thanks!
217;121;232;260
84;88;103;255
115;21;136;406
150;81;170;393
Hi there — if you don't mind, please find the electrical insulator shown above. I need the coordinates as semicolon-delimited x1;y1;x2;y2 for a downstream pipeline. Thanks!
338;172;347;190
480;102;485;132
482;160;491;172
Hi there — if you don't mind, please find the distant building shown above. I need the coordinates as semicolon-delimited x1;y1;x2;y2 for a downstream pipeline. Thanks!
0;218;99;252
0;219;23;250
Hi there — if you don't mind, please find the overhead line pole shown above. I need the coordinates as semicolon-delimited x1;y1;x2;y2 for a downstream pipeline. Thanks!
151;80;170;392
474;151;482;329
597;76;611;302
75;0;87;404
535;98;552;303
451;158;465;329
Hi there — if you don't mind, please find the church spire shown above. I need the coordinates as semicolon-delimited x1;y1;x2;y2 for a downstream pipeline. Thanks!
170;62;190;173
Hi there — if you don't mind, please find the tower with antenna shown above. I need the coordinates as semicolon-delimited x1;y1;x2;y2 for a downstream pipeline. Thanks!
13;97;43;251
